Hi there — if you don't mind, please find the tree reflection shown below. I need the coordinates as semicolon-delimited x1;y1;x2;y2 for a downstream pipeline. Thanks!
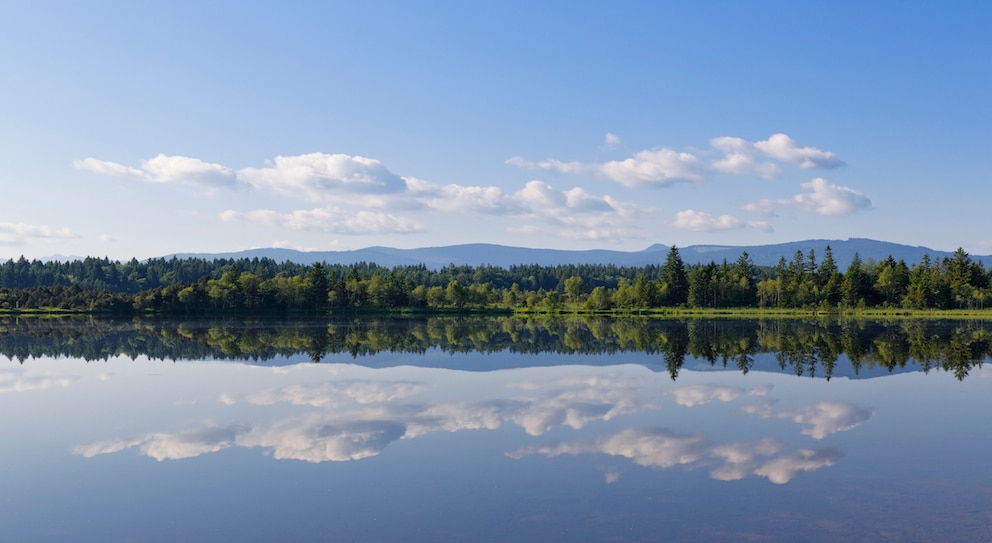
0;316;988;380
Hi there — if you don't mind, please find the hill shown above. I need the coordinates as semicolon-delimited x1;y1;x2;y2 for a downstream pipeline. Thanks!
167;239;986;269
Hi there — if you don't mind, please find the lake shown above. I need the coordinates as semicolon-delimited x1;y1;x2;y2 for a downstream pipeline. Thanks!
1;317;989;542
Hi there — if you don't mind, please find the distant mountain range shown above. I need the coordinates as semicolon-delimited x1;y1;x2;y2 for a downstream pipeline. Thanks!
268;350;918;380
166;238;987;269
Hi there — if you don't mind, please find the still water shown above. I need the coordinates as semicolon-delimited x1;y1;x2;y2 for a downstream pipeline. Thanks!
0;317;989;542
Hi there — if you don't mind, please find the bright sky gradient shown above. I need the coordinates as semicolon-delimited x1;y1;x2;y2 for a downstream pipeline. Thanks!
2;1;990;260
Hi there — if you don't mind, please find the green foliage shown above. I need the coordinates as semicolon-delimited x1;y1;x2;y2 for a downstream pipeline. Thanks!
1;316;984;380
660;245;688;306
3;247;992;315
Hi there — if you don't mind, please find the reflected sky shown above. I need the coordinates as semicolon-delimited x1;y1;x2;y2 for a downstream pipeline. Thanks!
742;399;874;439
73;365;663;463
1;344;991;542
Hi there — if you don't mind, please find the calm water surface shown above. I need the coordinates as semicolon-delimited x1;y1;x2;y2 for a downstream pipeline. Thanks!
0;318;989;542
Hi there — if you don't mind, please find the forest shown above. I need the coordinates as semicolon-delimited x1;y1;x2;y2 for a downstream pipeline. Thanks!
0;245;990;315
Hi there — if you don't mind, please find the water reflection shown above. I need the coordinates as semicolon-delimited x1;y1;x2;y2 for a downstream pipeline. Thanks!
0;371;78;393
63;354;874;491
670;383;772;406
1;316;988;379
508;430;843;485
5;318;990;541
742;400;873;439
75;370;661;463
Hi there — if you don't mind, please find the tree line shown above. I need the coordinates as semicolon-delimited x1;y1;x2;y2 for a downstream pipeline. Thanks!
1;245;990;314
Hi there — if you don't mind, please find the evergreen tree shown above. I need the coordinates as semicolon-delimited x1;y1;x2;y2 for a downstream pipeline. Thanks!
303;263;330;312
660;245;688;306
731;251;757;306
816;246;842;305
841;253;871;307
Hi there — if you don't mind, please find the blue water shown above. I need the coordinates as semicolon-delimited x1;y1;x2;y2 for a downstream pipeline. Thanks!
0;347;988;542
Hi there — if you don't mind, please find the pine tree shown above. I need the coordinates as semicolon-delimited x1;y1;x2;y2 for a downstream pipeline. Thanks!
660;245;688;306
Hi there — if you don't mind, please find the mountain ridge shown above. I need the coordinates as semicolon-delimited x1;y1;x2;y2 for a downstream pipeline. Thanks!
165;238;987;269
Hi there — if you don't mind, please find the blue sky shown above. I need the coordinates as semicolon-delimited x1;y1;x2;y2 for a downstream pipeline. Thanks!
2;1;989;260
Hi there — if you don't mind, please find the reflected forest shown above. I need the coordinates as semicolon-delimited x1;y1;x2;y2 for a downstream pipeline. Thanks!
1;317;987;381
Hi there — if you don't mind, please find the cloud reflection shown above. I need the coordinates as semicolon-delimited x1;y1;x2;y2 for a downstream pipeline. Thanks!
507;428;708;468
71;370;856;482
509;431;841;485
0;372;78;393
743;399;873;439
74;425;245;461
238;417;407;462
670;384;772;407
753;448;843;484
218;380;427;408
74;373;659;463
507;374;655;435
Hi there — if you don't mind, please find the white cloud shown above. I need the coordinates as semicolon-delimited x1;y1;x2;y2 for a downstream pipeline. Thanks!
220;207;426;235
672;210;772;233
754;133;843;169
711;152;783;179
743;399;873;439
516;181;616;214
710;137;783;179
744;178;873;217
74;154;237;189
407;178;652;243
67;138;850;249
408;179;642;223
141;154;237;187
673;209;742;231
588;148;707;186
505;156;569;173
0;222;78;239
508;148;707;188
149;150;648;242
710;134;841;175
74;149;642;243
512;181;651;242
408;181;521;214
221;174;648;242
0;222;79;246
237;153;407;201
72;157;146;178
604;132;621;147
508;133;841;187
